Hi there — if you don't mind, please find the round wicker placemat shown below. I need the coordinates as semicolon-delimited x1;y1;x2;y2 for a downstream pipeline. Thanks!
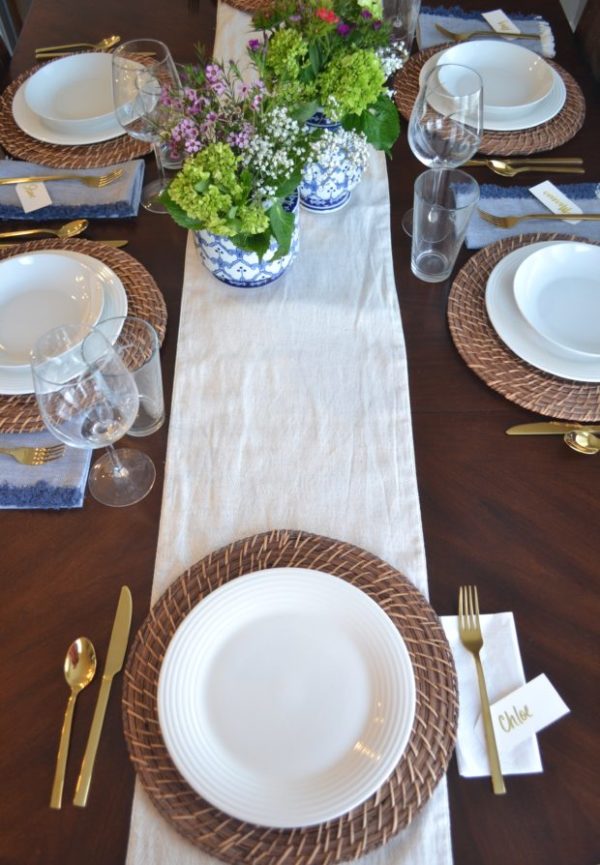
224;0;272;11
122;529;458;865
394;48;585;156
0;238;167;434
0;66;151;168
448;233;600;421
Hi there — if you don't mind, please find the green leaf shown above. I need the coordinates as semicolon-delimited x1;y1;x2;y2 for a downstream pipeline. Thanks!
308;41;323;76
290;99;322;125
268;200;294;259
342;95;400;152
275;170;301;199
233;229;271;258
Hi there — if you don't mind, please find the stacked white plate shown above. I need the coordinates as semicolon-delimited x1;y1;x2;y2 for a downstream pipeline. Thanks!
12;53;123;145
0;250;128;395
419;41;566;131
157;567;416;828
485;241;600;382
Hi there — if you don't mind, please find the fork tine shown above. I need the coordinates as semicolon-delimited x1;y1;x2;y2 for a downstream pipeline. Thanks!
44;445;66;456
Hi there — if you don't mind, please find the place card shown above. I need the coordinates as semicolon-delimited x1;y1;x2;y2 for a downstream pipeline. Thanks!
476;673;570;755
481;9;521;34
15;181;52;213
530;180;584;224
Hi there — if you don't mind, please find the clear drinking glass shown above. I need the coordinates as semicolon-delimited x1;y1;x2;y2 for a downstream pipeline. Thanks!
382;0;421;67
403;64;483;235
30;324;156;507
111;39;181;213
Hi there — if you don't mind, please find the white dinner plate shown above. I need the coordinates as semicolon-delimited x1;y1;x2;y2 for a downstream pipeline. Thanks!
513;242;600;358
419;53;566;132
0;251;104;367
485;241;600;382
158;567;416;828
12;78;124;145
0;250;127;394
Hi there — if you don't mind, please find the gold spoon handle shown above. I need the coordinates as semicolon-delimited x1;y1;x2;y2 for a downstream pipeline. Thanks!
50;692;76;809
521;212;600;220
0;174;89;186
0;227;59;238
466;158;584;166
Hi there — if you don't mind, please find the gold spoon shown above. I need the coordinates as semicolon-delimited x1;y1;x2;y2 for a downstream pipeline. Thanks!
471;158;585;178
50;638;97;809
564;431;600;455
35;34;121;53
0;219;88;241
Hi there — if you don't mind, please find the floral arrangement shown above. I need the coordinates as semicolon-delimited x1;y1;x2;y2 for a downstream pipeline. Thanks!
250;0;402;153
159;59;316;258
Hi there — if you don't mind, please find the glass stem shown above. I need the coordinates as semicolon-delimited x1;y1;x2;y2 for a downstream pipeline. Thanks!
106;444;129;479
152;141;166;188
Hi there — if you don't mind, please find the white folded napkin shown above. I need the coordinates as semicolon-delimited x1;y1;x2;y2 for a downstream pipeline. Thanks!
441;612;543;776
417;5;555;57
461;182;600;249
0;160;145;220
0;431;91;509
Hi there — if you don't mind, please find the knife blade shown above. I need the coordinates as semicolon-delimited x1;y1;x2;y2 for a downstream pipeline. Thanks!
506;423;600;435
73;586;132;807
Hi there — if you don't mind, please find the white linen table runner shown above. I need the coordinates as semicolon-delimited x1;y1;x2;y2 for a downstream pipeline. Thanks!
126;4;453;863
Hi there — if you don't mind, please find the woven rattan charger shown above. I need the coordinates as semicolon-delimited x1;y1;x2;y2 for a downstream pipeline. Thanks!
448;233;600;422
0;238;167;434
122;529;458;865
394;46;585;157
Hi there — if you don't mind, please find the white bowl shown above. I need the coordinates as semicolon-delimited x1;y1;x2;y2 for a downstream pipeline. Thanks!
434;41;554;115
24;53;116;135
513;242;600;359
0;251;105;368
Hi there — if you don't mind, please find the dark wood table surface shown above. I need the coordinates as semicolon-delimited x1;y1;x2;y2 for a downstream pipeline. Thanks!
1;1;598;863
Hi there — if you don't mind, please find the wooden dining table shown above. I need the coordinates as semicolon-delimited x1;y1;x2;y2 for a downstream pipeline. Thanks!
1;0;598;863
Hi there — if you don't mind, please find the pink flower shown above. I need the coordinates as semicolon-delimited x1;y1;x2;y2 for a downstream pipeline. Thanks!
315;7;339;23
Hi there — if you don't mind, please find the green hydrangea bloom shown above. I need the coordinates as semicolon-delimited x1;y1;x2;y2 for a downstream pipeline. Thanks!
356;0;383;18
238;203;270;234
265;29;309;80
318;50;385;119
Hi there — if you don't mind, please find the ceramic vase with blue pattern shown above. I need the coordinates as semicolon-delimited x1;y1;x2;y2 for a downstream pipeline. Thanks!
194;193;300;288
300;114;370;213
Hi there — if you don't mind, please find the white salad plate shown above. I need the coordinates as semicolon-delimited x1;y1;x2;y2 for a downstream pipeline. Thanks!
12;78;123;146
485;241;600;382
513;242;600;359
0;250;127;395
24;53;116;136
158;567;416;829
419;51;566;132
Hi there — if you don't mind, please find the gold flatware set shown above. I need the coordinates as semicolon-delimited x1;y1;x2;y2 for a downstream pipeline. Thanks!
436;23;538;44
458;585;506;795
35;34;121;59
50;587;132;809
466;157;585;178
506;424;600;454
478;209;600;229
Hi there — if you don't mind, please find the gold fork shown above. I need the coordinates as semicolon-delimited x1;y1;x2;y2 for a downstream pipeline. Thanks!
0;445;66;465
435;23;539;43
458;585;506;795
478;208;600;229
0;168;124;189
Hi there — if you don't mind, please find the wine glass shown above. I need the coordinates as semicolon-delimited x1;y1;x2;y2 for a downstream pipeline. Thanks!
403;63;483;235
111;39;181;213
30;324;156;507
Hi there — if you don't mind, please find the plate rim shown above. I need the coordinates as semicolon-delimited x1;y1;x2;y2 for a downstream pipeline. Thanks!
157;566;417;829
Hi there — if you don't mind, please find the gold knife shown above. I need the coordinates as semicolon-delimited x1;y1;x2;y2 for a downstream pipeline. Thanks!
0;240;128;248
73;586;132;807
506;422;600;435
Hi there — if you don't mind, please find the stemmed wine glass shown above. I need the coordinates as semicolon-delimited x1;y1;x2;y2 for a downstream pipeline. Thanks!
30;324;156;507
111;39;181;213
403;63;483;234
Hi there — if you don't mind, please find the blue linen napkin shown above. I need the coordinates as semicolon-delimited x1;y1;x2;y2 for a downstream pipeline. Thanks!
0;432;91;509
461;182;600;249
0;159;145;220
417;5;555;57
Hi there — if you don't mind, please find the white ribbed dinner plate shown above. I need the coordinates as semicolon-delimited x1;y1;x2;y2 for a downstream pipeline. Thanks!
157;567;416;828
